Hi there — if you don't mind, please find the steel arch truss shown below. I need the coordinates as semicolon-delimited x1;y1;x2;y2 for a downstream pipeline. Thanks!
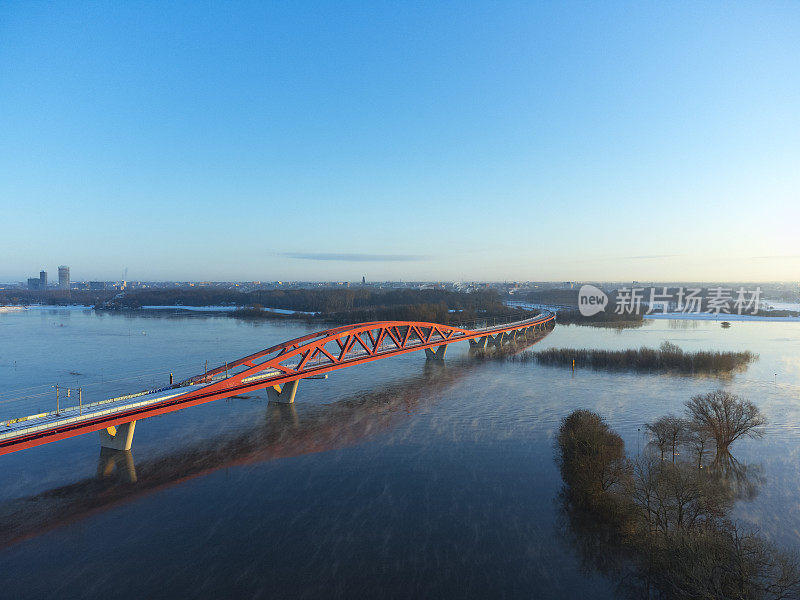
187;314;553;398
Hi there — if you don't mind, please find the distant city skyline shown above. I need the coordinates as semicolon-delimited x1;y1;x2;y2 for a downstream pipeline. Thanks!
6;265;800;287
1;2;798;282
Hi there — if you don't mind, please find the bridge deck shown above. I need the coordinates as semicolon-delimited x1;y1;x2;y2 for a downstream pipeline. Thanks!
1;313;553;455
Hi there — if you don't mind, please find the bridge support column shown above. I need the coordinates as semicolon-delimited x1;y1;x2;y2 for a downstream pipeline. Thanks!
492;332;505;347
99;421;136;451
469;336;488;349
424;345;448;360
267;379;300;404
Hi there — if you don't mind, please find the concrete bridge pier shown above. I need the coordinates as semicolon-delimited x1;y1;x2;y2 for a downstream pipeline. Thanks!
468;336;489;349
267;379;300;404
424;345;448;360
99;421;136;451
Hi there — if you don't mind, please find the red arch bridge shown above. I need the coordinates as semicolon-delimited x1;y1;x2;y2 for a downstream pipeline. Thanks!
0;312;554;456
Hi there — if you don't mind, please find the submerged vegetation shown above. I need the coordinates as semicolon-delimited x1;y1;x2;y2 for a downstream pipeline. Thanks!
556;397;799;599
514;341;757;374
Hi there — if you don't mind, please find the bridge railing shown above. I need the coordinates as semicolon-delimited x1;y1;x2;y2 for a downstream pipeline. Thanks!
448;310;553;333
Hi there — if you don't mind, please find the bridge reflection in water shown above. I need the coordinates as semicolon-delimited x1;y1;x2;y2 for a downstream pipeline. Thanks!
0;330;550;549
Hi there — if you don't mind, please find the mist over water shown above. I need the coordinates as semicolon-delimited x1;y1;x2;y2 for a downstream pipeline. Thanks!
1;309;799;598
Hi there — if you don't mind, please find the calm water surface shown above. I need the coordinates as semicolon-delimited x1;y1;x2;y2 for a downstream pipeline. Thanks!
1;309;799;599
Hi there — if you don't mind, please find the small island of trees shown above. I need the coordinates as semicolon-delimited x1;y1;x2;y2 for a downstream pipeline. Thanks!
514;342;757;374
556;392;799;599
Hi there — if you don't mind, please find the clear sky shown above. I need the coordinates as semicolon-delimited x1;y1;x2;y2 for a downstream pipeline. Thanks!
1;1;798;282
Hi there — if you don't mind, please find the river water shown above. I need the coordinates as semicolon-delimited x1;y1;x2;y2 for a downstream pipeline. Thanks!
1;308;799;598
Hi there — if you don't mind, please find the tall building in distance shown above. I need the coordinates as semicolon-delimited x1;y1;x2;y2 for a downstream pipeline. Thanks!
39;270;47;290
27;277;40;290
58;265;70;290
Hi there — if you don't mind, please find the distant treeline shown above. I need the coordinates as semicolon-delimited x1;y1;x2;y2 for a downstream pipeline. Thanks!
519;288;580;306
234;300;533;326
513;342;756;373
0;290;114;306
99;287;506;313
555;308;645;327
760;309;800;317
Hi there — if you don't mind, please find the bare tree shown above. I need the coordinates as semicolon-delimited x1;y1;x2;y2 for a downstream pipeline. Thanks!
646;417;671;461
646;415;688;462
687;422;716;469
630;454;663;534
652;524;800;600
652;461;728;534
686;390;766;456
723;524;800;600
659;340;683;355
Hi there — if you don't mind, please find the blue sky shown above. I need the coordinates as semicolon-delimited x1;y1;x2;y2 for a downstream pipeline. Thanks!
1;1;798;282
